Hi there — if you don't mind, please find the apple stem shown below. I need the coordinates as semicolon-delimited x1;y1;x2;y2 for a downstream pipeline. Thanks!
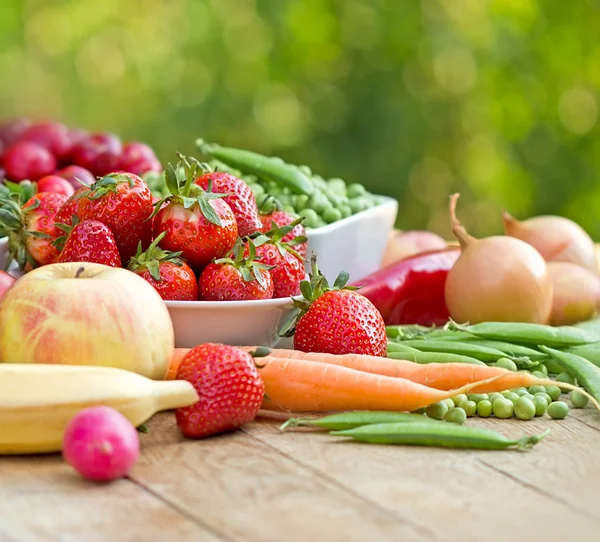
75;266;85;279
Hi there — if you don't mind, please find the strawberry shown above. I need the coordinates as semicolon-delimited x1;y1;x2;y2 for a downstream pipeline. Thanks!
195;170;261;237
0;190;67;269
76;172;153;263
199;238;274;301
54;186;87;227
53;217;122;267
128;232;198;301
250;217;307;298
175;343;264;439
284;254;387;356
258;196;307;258
151;154;237;272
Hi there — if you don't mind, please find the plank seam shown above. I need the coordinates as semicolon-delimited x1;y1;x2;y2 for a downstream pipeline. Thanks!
239;427;437;541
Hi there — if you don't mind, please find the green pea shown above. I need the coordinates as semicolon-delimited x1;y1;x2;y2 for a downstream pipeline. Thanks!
532;395;548;416
546;385;562;401
477;400;493;418
312;175;327;189
467;393;489;404
548;401;569;420
298;165;312;176
531;370;547;379
283;204;296;215
489;393;504;404
338;204;352;219
493;398;514;419
249;183;265;197
513;389;529;397
570;389;589;408
514;397;536;420
307;190;329;214
528;385;547;395
294;194;310;211
458;400;477;417
349;197;369;214
502;391;519;402
543;358;564;375
556;371;577;386
536;363;549;375
347;183;367;198
534;392;552;405
411;407;426;414
322;207;342;224
425;401;448;420
496;358;518;371
327;178;347;195
313;216;327;228
443;399;455;409
301;208;320;229
521;393;535;401
452;394;468;407
444;407;467;425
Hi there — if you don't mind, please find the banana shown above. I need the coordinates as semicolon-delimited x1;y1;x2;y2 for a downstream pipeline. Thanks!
0;364;199;455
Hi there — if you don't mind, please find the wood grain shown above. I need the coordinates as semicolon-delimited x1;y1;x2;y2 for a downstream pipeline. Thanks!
0;454;225;542
132;414;431;542
246;410;600;541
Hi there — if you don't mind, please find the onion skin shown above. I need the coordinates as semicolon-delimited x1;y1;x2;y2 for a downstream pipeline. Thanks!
547;262;600;326
445;194;553;325
381;230;448;267
503;212;598;274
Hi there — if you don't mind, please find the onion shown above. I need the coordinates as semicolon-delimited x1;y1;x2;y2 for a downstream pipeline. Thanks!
445;194;553;324
381;229;448;267
547;261;600;326
503;211;598;274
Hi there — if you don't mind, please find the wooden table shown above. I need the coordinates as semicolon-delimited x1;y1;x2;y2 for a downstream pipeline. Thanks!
2;407;600;542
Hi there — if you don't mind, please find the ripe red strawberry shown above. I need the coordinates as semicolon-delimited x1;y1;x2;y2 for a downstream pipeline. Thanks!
54;186;87;227
0;191;67;269
128;232;198;301
259;209;307;258
53;218;122;267
199;239;274;301
251;217;307;298
76;172;153;263
286;255;387;356
175;343;265;439
152;154;237;272
195;170;261;237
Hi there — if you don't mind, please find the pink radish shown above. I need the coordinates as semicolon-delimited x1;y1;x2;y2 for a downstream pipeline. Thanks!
62;406;140;482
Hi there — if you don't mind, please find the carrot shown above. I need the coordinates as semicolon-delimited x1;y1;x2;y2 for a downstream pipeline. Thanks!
165;348;191;380
246;347;599;407
256;356;506;412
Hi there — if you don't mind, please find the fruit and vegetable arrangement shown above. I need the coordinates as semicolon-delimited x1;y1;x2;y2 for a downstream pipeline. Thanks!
2;116;600;485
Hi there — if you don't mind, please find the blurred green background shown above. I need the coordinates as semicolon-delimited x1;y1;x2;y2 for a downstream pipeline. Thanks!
1;0;600;239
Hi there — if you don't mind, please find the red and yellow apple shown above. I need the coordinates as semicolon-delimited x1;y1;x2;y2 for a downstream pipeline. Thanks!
0;262;174;380
0;270;16;300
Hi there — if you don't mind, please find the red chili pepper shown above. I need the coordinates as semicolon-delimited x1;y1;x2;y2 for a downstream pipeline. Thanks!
351;247;460;326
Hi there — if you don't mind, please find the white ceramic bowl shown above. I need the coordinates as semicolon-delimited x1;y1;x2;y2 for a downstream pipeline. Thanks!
165;297;298;349
305;196;398;283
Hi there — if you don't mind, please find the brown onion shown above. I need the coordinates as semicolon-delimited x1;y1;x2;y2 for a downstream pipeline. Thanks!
547;261;600;326
445;194;553;324
503;211;598;274
381;229;448;267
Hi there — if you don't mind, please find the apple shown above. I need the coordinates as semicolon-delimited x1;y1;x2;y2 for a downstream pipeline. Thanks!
0;262;174;380
381;229;448;268
0;270;16;299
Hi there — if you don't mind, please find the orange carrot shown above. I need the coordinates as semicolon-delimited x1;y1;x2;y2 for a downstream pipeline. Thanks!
165;348;191;380
246;347;596;400
256;356;505;412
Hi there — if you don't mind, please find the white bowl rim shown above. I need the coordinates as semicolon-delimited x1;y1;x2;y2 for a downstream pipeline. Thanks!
164;295;302;309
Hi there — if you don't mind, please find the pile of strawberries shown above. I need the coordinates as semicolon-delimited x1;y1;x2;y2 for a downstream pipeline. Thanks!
0;122;308;301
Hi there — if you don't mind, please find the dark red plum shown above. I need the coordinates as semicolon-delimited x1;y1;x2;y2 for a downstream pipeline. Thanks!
3;141;57;181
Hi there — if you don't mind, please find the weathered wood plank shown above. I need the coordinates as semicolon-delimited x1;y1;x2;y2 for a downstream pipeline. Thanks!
133;414;431;542
0;454;225;542
245;410;600;541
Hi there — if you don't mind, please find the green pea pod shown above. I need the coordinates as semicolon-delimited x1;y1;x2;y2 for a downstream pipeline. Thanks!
330;422;550;450
562;342;600;369
451;321;600;347
538;346;600;410
279;411;442;431
387;351;485;366
196;139;314;196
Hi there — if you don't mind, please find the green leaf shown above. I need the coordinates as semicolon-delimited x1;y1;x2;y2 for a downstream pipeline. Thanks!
198;198;222;226
333;270;350;289
0;209;21;230
146;259;162;282
164;163;180;196
299;280;312;301
182;196;197;209
25;230;52;239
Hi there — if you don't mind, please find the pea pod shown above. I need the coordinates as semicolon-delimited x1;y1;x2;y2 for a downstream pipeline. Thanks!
279;411;442;431
452;321;600;347
539;346;600;410
387;351;485;366
562;342;600;369
196;139;314;195
330;422;550;450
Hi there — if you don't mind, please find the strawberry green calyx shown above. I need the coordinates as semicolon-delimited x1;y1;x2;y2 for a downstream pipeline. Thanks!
281;253;359;338
148;153;229;227
249;216;308;260
53;214;80;251
76;173;134;201
257;194;283;216
214;237;274;288
127;231;185;281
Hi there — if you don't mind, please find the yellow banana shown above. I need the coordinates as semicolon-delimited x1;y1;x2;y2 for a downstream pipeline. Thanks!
0;364;199;455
